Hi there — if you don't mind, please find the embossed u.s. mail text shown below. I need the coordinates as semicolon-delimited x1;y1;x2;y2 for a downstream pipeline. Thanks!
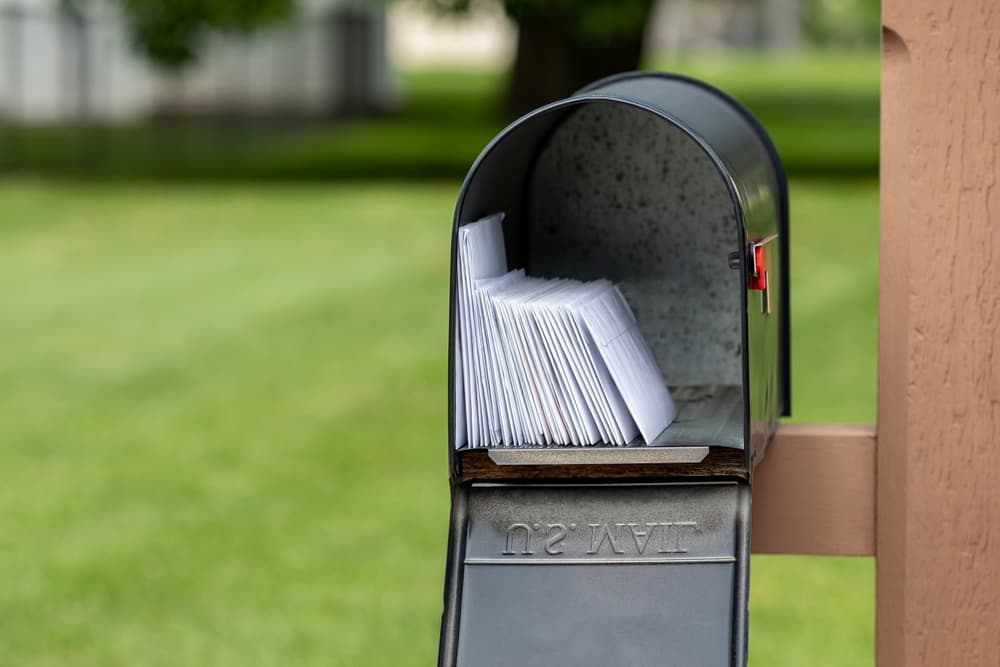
501;520;700;557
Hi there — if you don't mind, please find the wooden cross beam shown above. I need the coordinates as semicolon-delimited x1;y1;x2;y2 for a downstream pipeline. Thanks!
751;0;1000;663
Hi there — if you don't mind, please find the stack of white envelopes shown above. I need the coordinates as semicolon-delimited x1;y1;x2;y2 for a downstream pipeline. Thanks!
455;213;677;449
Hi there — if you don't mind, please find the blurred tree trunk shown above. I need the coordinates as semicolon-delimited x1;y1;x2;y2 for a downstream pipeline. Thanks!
504;0;654;118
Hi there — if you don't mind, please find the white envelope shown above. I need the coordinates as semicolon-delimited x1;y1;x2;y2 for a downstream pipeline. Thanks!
571;281;677;444
457;213;508;447
530;282;602;445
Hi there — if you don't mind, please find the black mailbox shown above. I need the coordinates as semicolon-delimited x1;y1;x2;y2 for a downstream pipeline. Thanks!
439;72;789;667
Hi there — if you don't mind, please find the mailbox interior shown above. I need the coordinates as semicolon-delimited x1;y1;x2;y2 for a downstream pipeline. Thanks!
454;100;746;452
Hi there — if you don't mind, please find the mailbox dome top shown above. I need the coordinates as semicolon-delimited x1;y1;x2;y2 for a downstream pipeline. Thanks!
457;71;787;243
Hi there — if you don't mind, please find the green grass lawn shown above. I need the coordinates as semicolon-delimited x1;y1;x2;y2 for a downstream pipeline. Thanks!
0;176;875;666
0;52;877;181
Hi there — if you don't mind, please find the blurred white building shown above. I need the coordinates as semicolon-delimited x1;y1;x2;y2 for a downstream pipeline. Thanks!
387;1;515;70
0;0;398;123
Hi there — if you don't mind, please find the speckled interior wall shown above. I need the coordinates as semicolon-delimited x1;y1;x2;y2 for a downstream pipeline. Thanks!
527;102;742;387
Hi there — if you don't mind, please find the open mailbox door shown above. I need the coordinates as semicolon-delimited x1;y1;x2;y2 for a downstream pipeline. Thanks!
450;482;749;666
440;72;789;667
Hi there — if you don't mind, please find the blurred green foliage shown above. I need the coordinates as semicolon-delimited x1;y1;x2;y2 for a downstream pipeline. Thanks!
114;0;652;70
804;0;881;49
111;0;294;69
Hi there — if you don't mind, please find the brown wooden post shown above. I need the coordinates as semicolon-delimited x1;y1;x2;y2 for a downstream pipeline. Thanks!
879;1;1000;664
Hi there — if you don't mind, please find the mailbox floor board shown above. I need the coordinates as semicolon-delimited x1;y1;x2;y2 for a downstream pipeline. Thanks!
454;385;744;477
444;482;750;667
